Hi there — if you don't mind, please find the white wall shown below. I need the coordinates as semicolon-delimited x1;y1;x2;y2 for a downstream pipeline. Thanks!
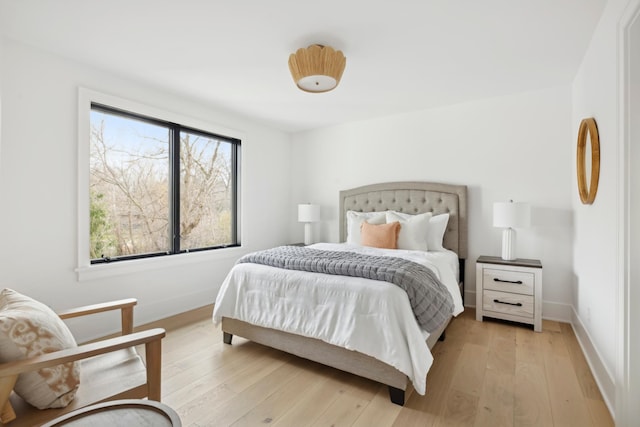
291;85;574;321
626;3;640;424
0;38;3;170
571;0;632;415
0;39;292;341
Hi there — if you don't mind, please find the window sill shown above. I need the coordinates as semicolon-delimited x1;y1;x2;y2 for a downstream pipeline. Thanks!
76;246;245;282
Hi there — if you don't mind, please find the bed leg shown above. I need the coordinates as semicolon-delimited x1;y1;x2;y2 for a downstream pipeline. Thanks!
223;332;233;345
438;330;446;342
388;386;405;406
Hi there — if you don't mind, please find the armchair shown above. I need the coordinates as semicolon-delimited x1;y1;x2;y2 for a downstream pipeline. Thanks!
0;297;165;426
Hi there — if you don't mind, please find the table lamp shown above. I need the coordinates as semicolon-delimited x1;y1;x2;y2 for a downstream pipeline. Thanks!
493;200;530;260
298;204;320;245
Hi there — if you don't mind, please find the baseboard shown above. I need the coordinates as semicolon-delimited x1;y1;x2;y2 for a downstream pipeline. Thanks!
134;303;214;333
542;300;572;322
571;307;615;417
92;303;214;343
464;290;476;307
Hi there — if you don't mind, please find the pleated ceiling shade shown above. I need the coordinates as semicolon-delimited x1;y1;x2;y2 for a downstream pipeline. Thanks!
288;44;346;93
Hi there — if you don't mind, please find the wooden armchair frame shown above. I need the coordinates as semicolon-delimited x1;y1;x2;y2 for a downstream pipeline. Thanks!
0;298;165;425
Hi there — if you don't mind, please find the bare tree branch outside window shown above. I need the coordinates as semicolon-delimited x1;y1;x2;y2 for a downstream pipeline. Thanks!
89;107;236;261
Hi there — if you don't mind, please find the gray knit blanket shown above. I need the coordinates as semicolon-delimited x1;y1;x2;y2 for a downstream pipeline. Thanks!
237;246;454;333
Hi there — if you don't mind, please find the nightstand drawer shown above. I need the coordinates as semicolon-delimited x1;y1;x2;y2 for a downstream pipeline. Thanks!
483;290;534;318
483;268;534;295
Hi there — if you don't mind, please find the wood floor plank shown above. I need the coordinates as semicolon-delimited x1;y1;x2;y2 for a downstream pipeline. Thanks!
162;340;262;393
435;389;479;427
167;350;291;422
514;361;553;427
449;343;489;398
542;319;562;333
586;398;614;427
171;380;236;426
559;322;605;401
269;368;346;427
229;360;332;426
224;349;295;394
544;353;593;427
536;329;570;359
486;322;516;375
464;317;492;347
391;335;462;427
515;326;544;366
310;391;370;427
187;353;306;426
473;370;514;427
163;342;287;407
140;307;612;427
352;385;402;427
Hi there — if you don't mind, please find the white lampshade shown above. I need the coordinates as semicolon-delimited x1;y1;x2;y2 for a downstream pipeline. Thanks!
298;204;321;223
493;201;530;229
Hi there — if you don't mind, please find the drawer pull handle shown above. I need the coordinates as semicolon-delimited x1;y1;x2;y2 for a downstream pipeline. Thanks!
493;278;523;284
494;298;523;307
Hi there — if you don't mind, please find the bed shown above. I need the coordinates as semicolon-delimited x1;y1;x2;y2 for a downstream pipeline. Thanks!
212;181;468;405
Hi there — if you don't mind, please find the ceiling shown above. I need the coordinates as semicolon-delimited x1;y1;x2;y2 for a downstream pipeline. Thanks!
0;0;607;133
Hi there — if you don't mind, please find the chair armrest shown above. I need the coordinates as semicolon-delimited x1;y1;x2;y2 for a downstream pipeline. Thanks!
57;298;137;335
57;298;137;319
0;328;165;378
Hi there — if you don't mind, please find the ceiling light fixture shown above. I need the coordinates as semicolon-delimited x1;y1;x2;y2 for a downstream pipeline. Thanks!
288;44;346;93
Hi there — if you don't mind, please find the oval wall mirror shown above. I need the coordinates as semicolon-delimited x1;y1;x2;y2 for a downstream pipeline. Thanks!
576;118;600;205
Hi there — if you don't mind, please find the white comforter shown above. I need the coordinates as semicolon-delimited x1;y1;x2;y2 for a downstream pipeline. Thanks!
212;243;464;395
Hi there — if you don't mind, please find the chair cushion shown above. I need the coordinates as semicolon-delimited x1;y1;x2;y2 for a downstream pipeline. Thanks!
0;288;80;409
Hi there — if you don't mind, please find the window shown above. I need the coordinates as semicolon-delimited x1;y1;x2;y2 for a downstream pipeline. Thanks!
89;103;240;264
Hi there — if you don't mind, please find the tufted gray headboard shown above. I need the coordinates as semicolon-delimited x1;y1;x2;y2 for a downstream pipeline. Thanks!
339;181;468;259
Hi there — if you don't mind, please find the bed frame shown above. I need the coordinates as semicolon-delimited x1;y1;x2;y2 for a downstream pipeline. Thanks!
221;181;468;405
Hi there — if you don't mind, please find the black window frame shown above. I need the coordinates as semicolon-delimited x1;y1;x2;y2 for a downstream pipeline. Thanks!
90;102;241;264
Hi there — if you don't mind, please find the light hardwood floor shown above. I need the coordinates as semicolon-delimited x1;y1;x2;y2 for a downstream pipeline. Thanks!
144;308;613;427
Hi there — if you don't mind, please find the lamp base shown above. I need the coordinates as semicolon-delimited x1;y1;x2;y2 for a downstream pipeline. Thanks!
501;228;516;261
304;223;313;246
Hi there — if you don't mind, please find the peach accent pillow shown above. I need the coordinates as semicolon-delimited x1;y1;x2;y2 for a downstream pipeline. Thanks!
0;288;80;409
360;221;401;249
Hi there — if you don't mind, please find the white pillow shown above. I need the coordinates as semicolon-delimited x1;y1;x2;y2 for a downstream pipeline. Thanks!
428;213;450;251
386;211;432;251
388;211;450;251
346;211;386;245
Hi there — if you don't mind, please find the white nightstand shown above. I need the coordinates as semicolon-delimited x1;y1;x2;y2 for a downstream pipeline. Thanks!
475;255;542;332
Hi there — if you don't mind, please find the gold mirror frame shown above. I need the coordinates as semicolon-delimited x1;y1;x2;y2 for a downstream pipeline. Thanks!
576;118;600;205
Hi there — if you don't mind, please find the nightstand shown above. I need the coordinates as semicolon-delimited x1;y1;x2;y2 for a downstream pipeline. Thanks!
475;255;542;332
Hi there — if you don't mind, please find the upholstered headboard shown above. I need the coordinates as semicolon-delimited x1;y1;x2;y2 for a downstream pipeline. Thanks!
339;181;468;259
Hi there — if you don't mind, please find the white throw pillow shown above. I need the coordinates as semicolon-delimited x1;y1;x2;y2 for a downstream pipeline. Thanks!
388;211;450;251
346;211;386;245
386;211;432;251
428;213;450;251
0;288;80;409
